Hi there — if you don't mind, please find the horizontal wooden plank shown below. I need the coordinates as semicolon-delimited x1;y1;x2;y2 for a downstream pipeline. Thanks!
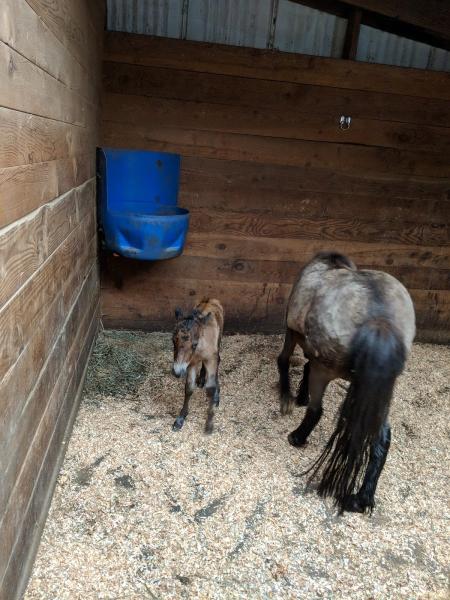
103;32;450;101
180;179;450;227
187;208;450;247
0;41;92;128
0;107;93;169
101;120;450;179
0;178;95;310
101;277;450;339
103;254;450;291
184;233;450;270
0;252;97;530
102;91;450;154
0;154;94;228
0;208;96;382
25;0;102;76
1;0;97;106
180;156;450;202
0;294;99;595
103;61;450;129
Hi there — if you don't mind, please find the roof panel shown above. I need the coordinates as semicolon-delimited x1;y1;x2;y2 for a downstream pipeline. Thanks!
357;25;450;72
106;0;183;37
274;0;347;57
185;0;273;49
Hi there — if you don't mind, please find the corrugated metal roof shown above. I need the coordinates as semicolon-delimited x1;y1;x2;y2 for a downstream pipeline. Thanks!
107;0;183;37
186;0;274;48
357;25;450;72
274;1;347;57
106;0;450;72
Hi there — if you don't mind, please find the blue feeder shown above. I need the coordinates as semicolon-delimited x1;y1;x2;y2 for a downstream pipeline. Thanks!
97;148;189;260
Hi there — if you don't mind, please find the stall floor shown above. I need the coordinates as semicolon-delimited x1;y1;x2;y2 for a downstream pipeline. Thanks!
25;332;449;599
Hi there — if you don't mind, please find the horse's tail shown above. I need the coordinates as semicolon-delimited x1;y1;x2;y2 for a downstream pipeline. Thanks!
307;316;406;513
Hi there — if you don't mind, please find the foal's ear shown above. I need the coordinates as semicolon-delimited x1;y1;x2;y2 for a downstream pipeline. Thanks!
175;307;183;320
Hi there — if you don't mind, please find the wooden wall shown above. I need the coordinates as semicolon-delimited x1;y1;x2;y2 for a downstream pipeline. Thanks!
101;32;450;343
0;2;104;597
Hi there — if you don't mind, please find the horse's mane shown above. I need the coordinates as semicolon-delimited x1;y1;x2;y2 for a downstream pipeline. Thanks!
314;251;357;271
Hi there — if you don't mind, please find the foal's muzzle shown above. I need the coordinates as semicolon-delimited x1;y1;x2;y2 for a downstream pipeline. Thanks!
172;363;188;378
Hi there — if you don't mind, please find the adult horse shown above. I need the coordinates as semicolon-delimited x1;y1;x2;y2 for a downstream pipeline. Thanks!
278;252;415;513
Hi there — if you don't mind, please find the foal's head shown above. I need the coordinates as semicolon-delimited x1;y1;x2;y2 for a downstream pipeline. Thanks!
172;308;210;377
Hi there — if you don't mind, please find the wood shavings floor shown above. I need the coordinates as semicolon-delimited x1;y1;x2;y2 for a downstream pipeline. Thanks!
25;332;450;599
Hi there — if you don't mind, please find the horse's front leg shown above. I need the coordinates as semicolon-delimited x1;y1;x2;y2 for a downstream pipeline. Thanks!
288;363;330;446
172;365;196;431
277;328;297;415
204;354;220;434
343;423;391;513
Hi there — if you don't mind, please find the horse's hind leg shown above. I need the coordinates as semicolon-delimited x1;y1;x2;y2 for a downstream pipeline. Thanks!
288;363;330;447
296;360;310;406
278;328;297;415
173;366;196;431
343;423;391;513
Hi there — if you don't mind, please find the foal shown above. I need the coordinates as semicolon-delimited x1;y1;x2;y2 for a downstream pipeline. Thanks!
172;298;224;434
278;252;415;513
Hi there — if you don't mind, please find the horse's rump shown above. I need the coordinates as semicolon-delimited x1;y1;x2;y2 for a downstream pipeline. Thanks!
287;254;415;371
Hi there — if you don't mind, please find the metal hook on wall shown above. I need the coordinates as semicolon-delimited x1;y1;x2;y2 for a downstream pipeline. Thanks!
339;115;352;130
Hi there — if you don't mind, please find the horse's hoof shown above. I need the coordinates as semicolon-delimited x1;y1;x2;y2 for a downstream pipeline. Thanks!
296;395;308;407
288;432;306;447
172;417;185;431
280;396;293;415
342;494;373;514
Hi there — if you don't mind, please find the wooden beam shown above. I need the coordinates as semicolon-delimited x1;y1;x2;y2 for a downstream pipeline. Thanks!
104;32;450;101
342;0;450;41
342;8;362;59
288;0;450;51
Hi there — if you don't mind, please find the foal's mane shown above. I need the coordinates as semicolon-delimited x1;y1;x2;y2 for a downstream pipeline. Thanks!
177;310;200;330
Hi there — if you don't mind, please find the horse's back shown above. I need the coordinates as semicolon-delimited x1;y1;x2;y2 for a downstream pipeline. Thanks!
287;256;415;370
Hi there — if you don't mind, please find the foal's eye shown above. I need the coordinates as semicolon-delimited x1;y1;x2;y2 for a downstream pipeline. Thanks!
192;342;198;351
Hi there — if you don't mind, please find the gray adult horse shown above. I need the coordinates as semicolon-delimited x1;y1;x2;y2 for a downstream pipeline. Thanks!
278;252;415;514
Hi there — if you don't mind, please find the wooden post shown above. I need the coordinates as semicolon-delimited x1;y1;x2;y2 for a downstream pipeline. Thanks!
342;8;363;59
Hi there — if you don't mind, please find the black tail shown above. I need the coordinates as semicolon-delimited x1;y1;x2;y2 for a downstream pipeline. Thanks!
305;317;406;512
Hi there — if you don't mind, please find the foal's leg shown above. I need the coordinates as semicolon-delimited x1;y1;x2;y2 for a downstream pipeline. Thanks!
172;366;196;431
296;360;310;406
196;362;206;388
204;354;220;434
343;422;391;513
277;328;297;415
288;364;330;447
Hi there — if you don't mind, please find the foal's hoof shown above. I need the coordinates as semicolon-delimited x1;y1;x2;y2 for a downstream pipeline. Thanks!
342;494;374;514
172;417;185;431
204;423;214;435
287;431;306;447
